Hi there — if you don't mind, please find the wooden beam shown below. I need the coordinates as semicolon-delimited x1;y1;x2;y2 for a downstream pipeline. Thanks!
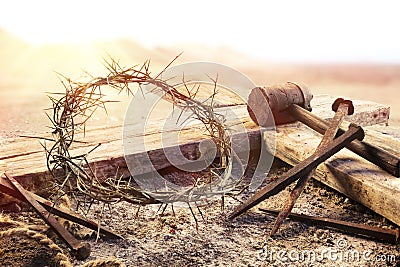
264;123;400;226
310;95;390;126
0;95;390;198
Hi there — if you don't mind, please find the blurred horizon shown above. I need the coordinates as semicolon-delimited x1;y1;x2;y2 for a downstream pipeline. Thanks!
1;1;400;64
1;1;400;139
1;25;400;95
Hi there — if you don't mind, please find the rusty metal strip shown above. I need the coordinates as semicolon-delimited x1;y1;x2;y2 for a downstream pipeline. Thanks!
0;175;122;240
4;173;91;260
260;208;399;244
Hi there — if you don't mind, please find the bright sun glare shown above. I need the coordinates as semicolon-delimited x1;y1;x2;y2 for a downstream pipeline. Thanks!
1;0;400;62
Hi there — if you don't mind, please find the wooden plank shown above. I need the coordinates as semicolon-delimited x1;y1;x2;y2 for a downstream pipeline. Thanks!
264;122;400;226
310;95;390;126
0;95;391;195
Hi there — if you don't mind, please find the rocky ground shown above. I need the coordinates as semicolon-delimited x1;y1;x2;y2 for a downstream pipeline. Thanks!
1;159;399;267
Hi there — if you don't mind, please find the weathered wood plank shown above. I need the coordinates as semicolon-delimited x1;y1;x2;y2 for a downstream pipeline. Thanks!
0;95;391;194
310;95;390;126
264;122;400;226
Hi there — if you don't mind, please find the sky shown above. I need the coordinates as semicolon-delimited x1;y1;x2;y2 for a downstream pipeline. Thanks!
0;0;399;63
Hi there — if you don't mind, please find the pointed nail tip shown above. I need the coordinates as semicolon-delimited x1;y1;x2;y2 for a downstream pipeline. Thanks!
269;230;276;237
270;222;282;237
228;209;244;220
227;212;238;221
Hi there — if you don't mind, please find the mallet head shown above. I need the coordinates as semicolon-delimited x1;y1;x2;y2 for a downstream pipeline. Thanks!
247;82;313;126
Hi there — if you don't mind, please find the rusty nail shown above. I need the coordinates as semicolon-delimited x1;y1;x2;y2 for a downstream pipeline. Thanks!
4;173;91;260
260;208;399;244
270;99;353;236
288;104;400;177
0;175;122;239
228;123;364;220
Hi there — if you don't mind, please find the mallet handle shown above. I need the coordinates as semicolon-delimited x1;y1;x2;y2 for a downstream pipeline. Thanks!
289;104;400;177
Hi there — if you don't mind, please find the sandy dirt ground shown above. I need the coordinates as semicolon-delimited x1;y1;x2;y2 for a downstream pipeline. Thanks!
2;160;399;267
1;32;400;266
74;161;399;267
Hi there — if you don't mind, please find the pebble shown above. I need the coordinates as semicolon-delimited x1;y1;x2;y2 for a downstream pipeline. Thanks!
319;189;328;197
164;234;173;241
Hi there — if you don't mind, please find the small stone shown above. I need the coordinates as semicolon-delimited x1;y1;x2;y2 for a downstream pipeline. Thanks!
366;220;374;225
319;189;328;197
164;234;173;241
